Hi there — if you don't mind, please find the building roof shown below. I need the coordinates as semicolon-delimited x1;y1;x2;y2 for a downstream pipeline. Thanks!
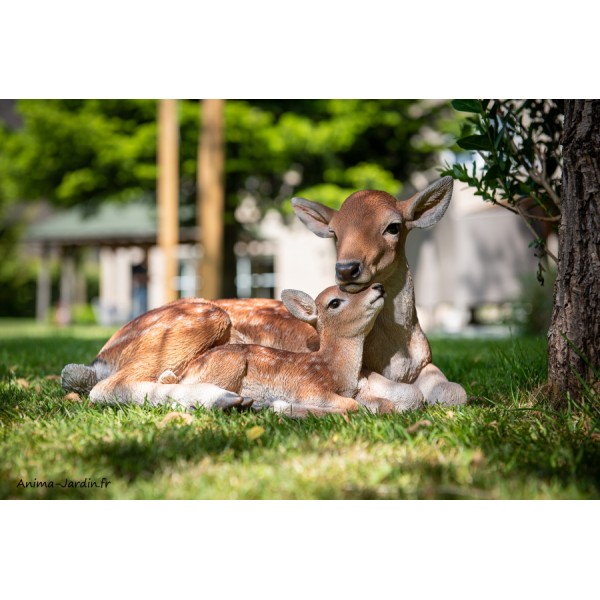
27;201;197;247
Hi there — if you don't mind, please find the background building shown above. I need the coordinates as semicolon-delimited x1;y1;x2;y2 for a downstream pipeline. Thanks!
25;182;547;332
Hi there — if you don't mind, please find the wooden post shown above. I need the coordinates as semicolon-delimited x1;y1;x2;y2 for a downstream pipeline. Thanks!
74;248;87;305
58;246;75;325
197;99;225;299
158;99;179;304
36;244;51;322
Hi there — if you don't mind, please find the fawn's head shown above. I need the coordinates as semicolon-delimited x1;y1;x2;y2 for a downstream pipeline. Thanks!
281;283;385;340
292;176;453;292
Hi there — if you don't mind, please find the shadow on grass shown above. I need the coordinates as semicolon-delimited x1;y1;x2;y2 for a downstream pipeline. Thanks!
0;335;108;380
81;420;258;483
77;403;600;499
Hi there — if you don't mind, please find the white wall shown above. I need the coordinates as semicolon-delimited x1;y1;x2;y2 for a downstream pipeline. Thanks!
408;185;538;331
98;247;135;324
260;210;337;300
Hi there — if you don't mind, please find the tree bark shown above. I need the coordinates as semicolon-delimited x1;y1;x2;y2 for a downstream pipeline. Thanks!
548;100;600;407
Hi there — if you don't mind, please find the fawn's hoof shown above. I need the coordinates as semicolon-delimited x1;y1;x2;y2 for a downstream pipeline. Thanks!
212;391;246;410
239;397;254;409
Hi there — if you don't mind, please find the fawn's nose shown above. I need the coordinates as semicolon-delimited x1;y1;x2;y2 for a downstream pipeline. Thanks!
335;261;362;282
372;283;384;294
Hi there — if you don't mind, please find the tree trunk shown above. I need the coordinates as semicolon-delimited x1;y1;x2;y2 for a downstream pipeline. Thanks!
548;100;600;407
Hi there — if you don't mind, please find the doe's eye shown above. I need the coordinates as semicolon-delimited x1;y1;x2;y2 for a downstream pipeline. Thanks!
384;223;400;235
328;298;342;310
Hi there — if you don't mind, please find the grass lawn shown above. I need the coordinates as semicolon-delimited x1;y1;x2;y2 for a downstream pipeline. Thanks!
1;318;598;499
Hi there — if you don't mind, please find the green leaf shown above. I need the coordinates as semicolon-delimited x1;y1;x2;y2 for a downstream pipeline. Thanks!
457;134;493;151
451;99;484;113
441;163;470;183
494;126;505;149
452;164;467;178
482;164;501;182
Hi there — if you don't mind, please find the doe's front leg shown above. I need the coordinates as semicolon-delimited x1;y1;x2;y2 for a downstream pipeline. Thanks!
413;363;467;406
356;370;424;412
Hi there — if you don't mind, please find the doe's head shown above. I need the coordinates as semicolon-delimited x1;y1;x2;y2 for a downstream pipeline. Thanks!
291;176;454;292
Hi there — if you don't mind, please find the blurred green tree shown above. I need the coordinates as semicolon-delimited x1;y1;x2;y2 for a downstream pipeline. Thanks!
0;99;458;212
0;99;459;309
0;100;159;207
227;99;459;212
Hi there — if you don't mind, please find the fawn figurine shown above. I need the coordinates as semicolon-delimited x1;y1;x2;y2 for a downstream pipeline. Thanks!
86;283;400;416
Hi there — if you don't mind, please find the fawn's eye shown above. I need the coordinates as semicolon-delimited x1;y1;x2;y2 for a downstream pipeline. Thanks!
384;222;400;235
328;298;342;310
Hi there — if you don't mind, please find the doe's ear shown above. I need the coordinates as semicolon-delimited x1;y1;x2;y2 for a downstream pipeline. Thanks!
400;176;453;230
291;197;336;238
281;289;318;325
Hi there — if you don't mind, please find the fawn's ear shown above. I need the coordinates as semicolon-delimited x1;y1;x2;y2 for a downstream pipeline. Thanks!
399;176;453;230
291;197;337;238
281;289;318;325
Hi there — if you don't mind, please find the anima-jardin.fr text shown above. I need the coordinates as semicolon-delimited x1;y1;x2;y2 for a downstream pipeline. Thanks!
17;478;111;489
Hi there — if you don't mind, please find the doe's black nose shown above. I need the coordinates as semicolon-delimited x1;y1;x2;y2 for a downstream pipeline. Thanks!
335;261;362;281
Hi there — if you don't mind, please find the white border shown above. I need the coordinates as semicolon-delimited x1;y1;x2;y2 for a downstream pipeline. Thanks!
2;500;597;598
2;2;598;98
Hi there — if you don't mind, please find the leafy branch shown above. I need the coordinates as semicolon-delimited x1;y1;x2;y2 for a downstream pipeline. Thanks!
441;99;563;269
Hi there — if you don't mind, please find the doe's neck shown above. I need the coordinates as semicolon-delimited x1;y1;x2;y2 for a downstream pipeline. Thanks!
378;253;419;331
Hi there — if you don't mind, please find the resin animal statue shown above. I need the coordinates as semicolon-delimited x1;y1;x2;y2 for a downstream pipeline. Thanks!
62;176;466;411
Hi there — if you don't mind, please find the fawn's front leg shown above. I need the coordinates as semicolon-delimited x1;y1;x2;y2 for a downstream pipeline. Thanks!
266;393;359;417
